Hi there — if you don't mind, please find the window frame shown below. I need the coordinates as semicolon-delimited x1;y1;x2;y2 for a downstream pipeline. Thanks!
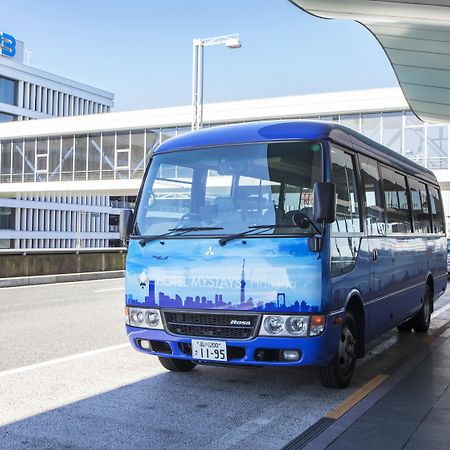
379;165;413;235
329;144;363;236
357;153;387;237
407;176;433;234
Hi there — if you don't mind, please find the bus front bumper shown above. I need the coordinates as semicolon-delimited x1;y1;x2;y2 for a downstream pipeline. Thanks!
126;317;341;367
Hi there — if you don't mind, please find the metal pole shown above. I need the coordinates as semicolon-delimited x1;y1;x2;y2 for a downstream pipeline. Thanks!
191;34;240;131
191;38;199;130
197;43;204;130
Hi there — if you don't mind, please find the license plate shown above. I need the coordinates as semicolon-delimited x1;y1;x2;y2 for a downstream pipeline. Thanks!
192;339;227;361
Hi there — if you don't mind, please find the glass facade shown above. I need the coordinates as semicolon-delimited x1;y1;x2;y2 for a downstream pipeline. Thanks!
0;113;449;185
318;111;449;170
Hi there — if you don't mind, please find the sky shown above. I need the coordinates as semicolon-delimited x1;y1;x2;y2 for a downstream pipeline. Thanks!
2;0;398;112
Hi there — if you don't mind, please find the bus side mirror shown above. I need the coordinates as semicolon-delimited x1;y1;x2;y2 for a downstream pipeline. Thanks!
313;182;336;224
119;209;134;242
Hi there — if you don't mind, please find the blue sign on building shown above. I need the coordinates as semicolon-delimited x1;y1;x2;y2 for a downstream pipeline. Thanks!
0;33;16;58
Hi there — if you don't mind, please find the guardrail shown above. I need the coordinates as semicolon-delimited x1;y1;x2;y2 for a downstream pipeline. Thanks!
0;247;127;279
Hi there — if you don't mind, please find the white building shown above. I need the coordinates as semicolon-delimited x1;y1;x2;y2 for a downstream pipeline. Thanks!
0;87;449;249
0;33;114;122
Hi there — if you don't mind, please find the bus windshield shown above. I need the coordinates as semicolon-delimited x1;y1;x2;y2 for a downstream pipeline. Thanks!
135;140;322;237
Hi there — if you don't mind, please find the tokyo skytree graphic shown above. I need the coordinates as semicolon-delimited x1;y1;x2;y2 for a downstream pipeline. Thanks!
240;258;246;304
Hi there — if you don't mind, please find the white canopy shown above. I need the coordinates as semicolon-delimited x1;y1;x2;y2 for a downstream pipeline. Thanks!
290;0;450;124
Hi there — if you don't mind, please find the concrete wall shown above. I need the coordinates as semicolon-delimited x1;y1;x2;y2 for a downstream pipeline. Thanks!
0;248;126;278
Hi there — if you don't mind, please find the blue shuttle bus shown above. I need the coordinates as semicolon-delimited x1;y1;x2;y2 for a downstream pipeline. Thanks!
122;121;447;388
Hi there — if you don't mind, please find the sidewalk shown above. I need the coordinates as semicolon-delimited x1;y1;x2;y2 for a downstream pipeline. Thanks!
301;324;450;450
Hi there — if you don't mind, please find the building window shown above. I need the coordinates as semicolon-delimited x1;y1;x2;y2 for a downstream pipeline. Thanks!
116;131;130;175
382;112;403;153
12;139;24;183
361;113;381;143
0;140;11;183
74;135;87;180
427;126;448;170
36;137;48;179
48;136;61;181
0;239;14;249
102;132;115;180
61;136;74;181
404;126;425;165
24;139;35;182
88;134;101;180
130;130;145;179
0;112;15;122
0;207;15;229
340;114;360;132
0;76;17;105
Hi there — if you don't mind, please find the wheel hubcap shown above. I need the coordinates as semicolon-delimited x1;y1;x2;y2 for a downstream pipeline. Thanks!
424;293;431;324
338;326;355;375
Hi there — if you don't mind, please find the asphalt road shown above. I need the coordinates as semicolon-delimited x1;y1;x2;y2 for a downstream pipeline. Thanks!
0;279;449;450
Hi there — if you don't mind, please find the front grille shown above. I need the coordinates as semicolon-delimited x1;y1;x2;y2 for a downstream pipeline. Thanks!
164;311;259;339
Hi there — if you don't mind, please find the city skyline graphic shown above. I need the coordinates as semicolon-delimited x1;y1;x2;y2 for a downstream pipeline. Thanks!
126;257;319;313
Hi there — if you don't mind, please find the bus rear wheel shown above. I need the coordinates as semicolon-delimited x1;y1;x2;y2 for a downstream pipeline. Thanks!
319;312;357;389
158;357;196;372
412;285;432;333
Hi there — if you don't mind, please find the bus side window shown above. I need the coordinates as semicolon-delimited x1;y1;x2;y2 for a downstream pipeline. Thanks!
409;178;432;233
359;155;385;235
381;167;412;234
330;147;361;233
428;185;445;233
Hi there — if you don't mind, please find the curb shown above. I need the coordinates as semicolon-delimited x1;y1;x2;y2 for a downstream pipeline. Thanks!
0;270;125;288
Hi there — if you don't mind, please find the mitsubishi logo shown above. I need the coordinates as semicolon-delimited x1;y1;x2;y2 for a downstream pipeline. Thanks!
205;246;215;256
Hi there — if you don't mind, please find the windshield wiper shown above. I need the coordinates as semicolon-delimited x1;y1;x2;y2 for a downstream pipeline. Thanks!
219;225;296;246
136;227;224;247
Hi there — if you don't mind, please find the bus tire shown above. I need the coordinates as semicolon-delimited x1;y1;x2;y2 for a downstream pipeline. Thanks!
158;357;196;372
319;312;357;389
412;285;432;333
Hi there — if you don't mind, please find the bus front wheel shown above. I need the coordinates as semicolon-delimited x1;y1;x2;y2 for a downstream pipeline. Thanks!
158;357;196;372
412;285;432;333
319;312;357;389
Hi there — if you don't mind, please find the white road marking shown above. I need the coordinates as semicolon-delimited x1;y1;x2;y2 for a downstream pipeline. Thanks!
0;343;130;378
432;302;450;319
94;287;124;293
0;277;123;290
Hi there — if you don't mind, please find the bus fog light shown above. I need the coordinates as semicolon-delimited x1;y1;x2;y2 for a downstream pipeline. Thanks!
286;316;308;336
310;315;325;336
264;316;285;335
282;350;300;361
139;339;151;350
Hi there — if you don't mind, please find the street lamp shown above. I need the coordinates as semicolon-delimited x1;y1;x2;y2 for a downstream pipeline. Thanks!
191;34;241;131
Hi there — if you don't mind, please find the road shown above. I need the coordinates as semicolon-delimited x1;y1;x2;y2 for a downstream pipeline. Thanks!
0;279;449;450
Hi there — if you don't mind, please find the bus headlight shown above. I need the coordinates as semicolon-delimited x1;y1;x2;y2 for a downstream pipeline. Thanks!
259;315;325;337
263;316;285;335
126;307;163;330
285;316;308;336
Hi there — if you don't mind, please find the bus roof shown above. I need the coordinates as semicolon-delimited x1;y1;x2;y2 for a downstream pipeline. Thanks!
154;120;438;185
